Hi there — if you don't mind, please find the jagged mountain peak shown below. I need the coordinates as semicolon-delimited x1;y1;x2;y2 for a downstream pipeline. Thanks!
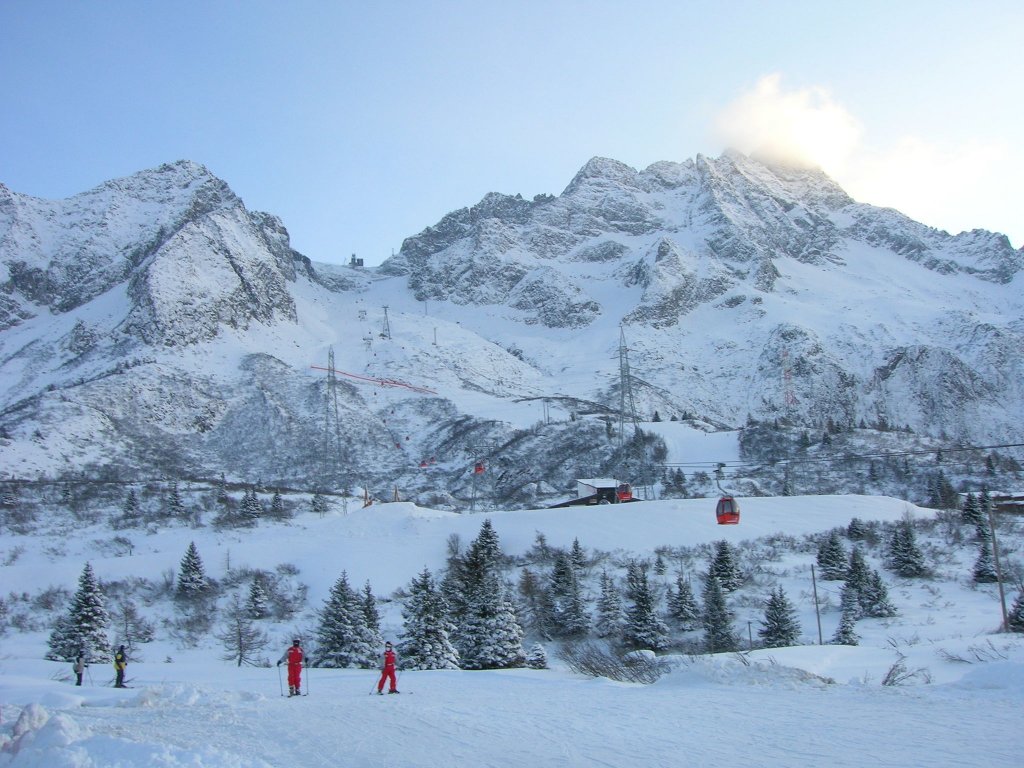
1;153;1022;507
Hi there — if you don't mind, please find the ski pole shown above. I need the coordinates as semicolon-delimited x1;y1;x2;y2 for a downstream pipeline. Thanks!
277;663;283;697
304;663;309;696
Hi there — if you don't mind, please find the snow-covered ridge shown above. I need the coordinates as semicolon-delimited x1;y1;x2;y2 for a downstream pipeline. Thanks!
0;154;1022;500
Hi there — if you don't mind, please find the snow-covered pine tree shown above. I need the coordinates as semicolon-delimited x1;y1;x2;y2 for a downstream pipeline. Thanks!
246;577;271;619
569;537;587;572
117;489;141;529
361;581;384;647
666;573;700;630
454;567;525;670
758;586;801;648
846;517;868;541
549;551;589;638
972;537;999;583
846;546;871;599
240;488;262;526
862;570;898;618
709;540;743;592
471;518;503;570
47;562;111;662
525;642;548;669
311;491;328;517
887;517;927;577
268;490;288;520
175;542;210;601
622;561;668;651
515;568;555;640
960;493;984;528
314;571;378;668
701;573;738;653
831;583;860;645
164;480;187;522
398;567;460;670
1008;591;1024;633
816;530;848;580
593;570;625;640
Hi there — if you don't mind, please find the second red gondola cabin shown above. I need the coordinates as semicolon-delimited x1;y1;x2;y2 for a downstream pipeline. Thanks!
716;496;740;525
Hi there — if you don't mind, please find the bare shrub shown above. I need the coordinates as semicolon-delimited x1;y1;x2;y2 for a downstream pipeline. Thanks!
557;641;670;684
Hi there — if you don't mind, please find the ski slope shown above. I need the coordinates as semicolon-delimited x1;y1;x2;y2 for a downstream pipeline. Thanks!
1;494;1022;767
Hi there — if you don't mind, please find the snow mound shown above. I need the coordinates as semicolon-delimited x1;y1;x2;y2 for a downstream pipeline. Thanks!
1;703;273;768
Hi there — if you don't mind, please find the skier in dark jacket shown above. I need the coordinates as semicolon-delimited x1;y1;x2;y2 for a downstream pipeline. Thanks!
377;641;398;694
113;645;127;687
277;639;304;696
73;651;87;686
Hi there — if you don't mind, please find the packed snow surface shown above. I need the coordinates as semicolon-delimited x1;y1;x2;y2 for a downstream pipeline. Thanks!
1;495;1022;767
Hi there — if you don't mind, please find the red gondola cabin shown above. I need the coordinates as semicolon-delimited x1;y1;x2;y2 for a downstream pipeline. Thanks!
716;496;740;525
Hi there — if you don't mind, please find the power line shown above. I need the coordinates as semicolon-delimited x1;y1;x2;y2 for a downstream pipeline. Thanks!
659;441;1024;472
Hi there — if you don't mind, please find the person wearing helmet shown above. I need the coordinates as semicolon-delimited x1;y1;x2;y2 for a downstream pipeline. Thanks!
377;641;398;694
277;638;304;696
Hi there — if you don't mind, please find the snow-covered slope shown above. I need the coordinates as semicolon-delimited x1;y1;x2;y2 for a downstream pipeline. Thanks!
0;495;1022;767
1;155;1022;506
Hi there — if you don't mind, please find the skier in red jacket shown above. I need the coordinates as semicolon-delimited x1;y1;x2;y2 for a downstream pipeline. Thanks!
277;639;304;696
377;641;398;694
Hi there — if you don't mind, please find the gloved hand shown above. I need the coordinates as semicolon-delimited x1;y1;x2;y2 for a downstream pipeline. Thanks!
277;661;281;667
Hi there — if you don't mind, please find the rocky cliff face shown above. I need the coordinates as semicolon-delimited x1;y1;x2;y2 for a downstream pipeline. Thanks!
1;155;1021;506
0;161;300;345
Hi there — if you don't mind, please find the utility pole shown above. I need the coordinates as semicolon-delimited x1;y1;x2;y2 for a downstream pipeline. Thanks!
381;306;392;340
986;503;1010;631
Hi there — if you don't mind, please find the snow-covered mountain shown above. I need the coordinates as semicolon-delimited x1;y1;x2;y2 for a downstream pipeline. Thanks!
1;155;1021;504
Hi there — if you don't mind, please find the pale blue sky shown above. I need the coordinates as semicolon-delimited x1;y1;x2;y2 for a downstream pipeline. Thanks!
2;1;1021;264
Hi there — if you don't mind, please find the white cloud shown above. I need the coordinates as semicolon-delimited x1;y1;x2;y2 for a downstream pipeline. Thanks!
714;75;1021;247
714;73;862;173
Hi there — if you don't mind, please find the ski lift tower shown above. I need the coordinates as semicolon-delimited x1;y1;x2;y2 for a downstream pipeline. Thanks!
617;326;650;499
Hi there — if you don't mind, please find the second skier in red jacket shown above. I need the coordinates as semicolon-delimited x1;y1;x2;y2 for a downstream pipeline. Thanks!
377;641;398;694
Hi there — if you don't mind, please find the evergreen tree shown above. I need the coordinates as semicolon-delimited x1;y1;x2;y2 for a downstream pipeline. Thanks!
846;517;868;541
164;480;187;522
701;574;738;653
666;574;700;630
47;562;110;662
315;571;378;668
846;546;871;600
1008;591;1024;633
515;568;554;640
886;518;927;577
593;570;625;640
623;562;668;651
831;584;860;645
470;518;503;570
215;594;269;667
175;542;210;601
972;538;999;583
311;491;328;517
549;552;589;638
246;577;271;619
453;568;525;670
862;571;898;618
117;489;141;528
960;493;984;527
240;488;262;526
759;586;801;648
816;530;848;580
569;537;588;572
268;490;288;520
709;540;743;592
361;581;382;636
398;567;460;670
525;642;548;669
